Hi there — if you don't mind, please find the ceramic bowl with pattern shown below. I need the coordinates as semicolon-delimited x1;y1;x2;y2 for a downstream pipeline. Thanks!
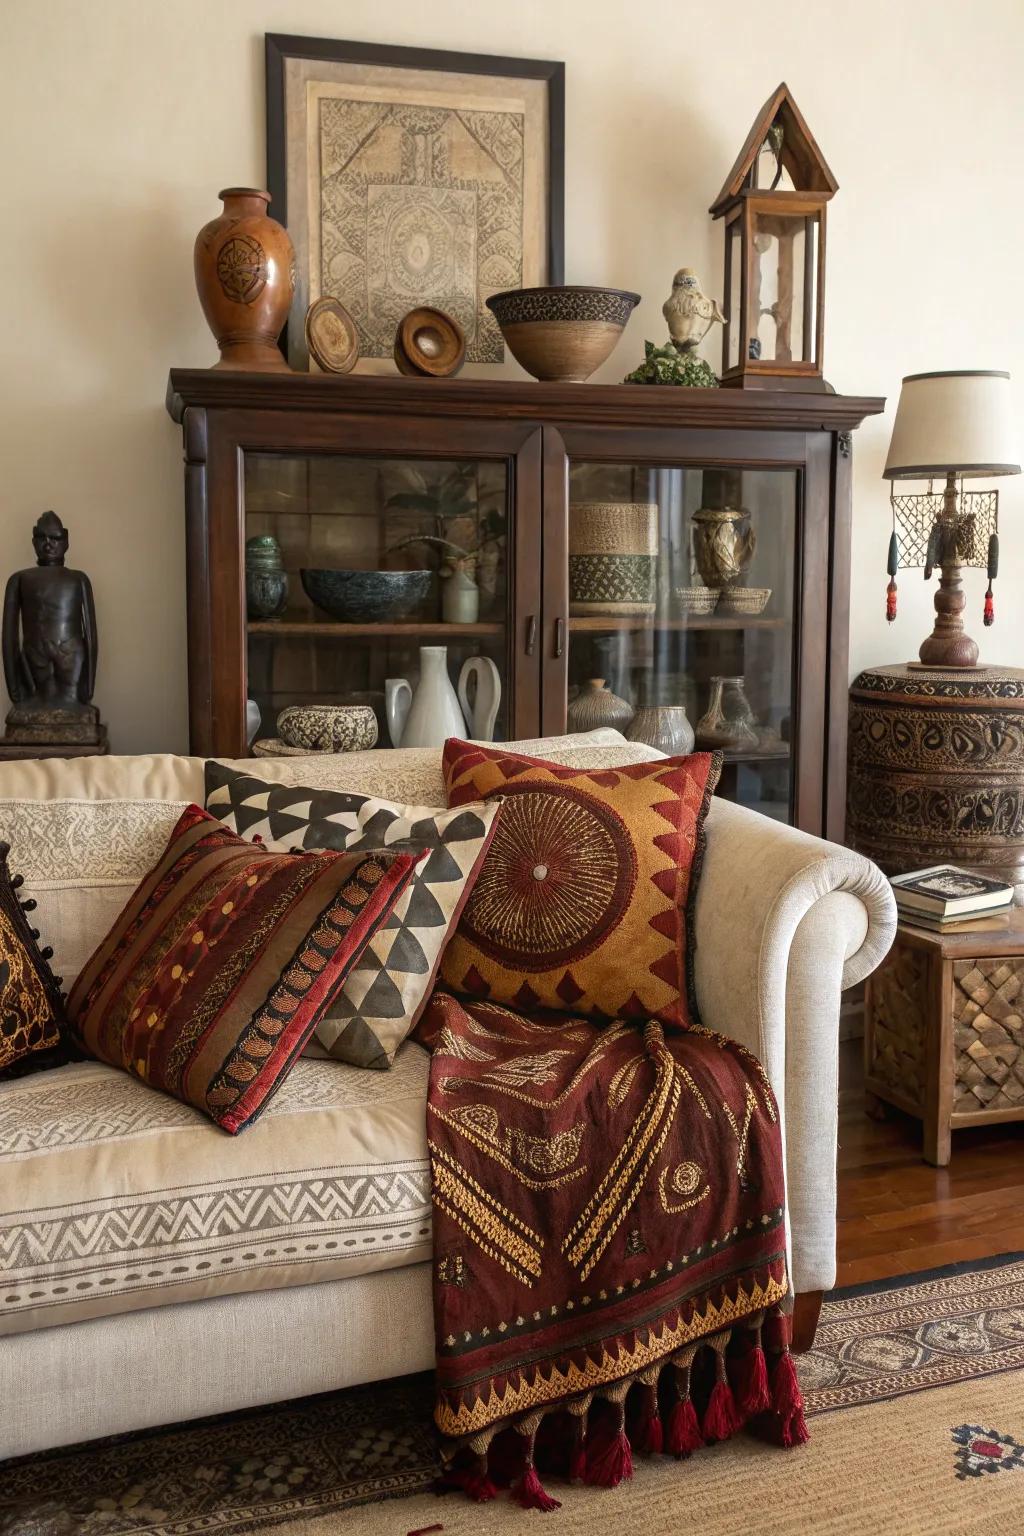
276;704;379;753
300;568;434;623
486;286;641;383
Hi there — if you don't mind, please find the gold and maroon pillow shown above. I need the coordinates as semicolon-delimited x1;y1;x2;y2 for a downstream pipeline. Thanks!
0;840;65;1078
67;805;420;1133
439;739;721;1027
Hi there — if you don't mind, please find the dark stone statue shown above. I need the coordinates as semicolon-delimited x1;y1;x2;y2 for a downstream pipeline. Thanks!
2;512;106;751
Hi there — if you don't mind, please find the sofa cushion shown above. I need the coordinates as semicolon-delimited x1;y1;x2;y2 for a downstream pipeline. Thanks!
67;806;420;1133
205;763;500;1070
0;843;65;1078
0;1046;431;1336
440;739;721;1026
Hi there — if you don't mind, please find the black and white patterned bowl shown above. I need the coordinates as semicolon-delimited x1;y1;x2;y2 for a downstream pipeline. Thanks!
485;286;641;382
300;568;434;623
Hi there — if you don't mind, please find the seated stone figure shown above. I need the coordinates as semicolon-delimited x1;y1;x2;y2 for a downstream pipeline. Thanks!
2;511;105;749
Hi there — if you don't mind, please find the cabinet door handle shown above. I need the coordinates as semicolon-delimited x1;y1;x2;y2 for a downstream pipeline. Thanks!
554;616;565;658
525;614;537;655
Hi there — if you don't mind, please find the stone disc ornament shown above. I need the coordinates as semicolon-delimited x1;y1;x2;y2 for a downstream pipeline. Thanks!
194;188;294;372
305;296;360;374
458;782;638;969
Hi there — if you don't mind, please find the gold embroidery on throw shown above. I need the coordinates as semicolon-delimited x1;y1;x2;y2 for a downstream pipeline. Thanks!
429;1150;543;1286
515;1124;583;1175
476;1049;572;1090
440;1022;632;1110
674;1061;712;1118
564;1027;680;1279
435;1025;495;1062
434;1273;790;1438
607;1053;641;1109
658;1162;711;1215
432;1104;586;1192
722;1083;759;1183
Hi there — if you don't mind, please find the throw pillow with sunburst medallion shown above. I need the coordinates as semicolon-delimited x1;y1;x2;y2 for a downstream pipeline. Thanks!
439;739;721;1027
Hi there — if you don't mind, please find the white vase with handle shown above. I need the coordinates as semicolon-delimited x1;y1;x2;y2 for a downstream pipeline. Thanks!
458;655;501;741
386;646;468;748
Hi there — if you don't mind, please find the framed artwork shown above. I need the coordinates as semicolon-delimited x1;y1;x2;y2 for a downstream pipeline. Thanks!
266;35;565;372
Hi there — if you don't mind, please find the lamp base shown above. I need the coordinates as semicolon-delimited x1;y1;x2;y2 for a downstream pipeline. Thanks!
919;554;981;668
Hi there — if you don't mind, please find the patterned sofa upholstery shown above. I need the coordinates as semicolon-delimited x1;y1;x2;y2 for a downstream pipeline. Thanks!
0;732;896;1457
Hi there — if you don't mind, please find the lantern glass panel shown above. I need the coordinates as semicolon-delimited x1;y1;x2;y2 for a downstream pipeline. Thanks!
725;217;742;370
748;209;819;366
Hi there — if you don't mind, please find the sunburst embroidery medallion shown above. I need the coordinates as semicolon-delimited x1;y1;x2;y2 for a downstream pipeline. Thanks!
459;783;638;970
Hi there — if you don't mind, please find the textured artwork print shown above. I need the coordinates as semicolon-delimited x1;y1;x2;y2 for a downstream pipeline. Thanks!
318;99;523;362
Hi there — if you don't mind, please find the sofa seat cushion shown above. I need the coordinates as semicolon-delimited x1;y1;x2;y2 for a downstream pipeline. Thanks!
0;1045;431;1336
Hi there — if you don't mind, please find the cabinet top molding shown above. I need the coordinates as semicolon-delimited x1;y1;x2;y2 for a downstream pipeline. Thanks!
166;370;884;433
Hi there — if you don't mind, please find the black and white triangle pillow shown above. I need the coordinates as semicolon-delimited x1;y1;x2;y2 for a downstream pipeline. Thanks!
204;762;499;1069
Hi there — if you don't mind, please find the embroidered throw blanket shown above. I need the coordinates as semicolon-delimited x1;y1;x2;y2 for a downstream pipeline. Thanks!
416;990;806;1510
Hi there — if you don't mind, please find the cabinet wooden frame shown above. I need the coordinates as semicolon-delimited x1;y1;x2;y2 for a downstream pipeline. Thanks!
167;372;882;838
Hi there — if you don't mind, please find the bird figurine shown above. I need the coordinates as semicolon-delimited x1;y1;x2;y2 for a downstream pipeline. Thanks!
662;268;726;354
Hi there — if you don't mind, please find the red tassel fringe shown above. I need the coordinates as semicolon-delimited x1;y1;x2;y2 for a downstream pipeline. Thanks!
584;1424;633;1488
886;578;897;622
984;589;995;626
444;1312;806;1507
733;1340;771;1416
702;1378;743;1443
666;1396;704;1458
514;1462;562;1512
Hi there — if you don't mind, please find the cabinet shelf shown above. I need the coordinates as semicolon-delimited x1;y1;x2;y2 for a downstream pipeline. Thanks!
569;615;788;633
248;619;503;638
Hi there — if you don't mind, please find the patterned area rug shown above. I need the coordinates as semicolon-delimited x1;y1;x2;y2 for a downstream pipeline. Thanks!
1;1253;1022;1536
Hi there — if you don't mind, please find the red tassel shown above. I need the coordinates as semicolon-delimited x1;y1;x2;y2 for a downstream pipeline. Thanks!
886;578;897;622
666;1396;703;1458
984;587;995;626
770;1349;810;1448
514;1461;562;1512
702;1378;743;1443
584;1409;634;1488
637;1383;664;1455
732;1339;771;1416
437;1456;498;1502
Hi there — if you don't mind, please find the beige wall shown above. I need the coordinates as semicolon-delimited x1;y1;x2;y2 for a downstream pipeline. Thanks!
3;0;1022;753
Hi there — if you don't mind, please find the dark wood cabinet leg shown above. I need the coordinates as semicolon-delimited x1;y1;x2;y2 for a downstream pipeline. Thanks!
864;1091;889;1122
791;1290;823;1353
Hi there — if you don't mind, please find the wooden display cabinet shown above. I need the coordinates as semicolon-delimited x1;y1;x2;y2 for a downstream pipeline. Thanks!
166;372;882;840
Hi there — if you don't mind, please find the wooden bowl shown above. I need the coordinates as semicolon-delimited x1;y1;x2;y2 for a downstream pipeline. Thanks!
486;286;641;382
305;297;359;374
394;307;466;377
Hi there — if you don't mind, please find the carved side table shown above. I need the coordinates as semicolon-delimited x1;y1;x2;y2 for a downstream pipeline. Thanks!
846;663;1024;888
864;911;1024;1165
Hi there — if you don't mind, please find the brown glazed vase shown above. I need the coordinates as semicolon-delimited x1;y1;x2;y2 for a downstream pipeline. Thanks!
194;188;294;372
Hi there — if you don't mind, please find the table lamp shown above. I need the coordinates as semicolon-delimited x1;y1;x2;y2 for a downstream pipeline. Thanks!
883;370;1020;668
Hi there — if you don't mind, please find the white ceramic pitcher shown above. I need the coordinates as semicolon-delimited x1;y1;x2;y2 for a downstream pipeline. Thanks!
386;646;467;748
457;655;501;742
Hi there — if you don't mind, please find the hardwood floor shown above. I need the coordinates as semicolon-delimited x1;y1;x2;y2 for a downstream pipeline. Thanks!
835;1038;1024;1288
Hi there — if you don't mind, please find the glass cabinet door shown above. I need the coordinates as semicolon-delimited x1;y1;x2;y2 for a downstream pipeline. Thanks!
564;461;797;822
243;452;516;753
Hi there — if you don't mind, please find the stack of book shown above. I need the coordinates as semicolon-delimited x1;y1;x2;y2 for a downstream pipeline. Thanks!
890;865;1015;932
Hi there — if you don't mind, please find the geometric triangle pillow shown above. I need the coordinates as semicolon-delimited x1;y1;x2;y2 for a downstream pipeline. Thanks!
204;763;499;1069
439;739;722;1028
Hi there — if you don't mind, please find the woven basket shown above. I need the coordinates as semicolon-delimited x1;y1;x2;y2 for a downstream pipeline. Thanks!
675;586;721;616
569;501;658;557
717;586;771;616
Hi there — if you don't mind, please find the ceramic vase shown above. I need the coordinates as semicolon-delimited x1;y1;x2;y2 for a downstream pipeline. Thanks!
569;501;658;616
457;656;501;741
567;678;634;734
245;534;289;619
695;676;759;750
625;704;695;756
442;563;480;624
386;646;467;748
194;188;294;373
277;704;379;753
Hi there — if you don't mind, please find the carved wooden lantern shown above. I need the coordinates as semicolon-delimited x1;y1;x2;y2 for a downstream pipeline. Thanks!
710;83;837;391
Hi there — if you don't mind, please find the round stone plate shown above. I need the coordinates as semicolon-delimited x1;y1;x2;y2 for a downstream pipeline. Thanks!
305;297;359;374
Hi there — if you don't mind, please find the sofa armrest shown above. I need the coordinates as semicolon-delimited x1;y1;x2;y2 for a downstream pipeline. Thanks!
692;798;897;1296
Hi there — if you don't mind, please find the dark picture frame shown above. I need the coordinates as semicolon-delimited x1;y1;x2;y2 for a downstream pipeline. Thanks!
265;34;565;370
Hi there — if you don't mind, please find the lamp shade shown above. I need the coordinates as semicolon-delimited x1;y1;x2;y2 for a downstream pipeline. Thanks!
883;370;1020;480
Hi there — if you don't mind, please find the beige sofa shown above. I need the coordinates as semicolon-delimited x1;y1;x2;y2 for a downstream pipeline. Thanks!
0;732;896;1460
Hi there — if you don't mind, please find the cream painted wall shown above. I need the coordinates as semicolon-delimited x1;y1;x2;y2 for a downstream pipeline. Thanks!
3;0;1022;753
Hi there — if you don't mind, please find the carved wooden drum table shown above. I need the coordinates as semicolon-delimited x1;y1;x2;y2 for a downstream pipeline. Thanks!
865;910;1024;1164
846;662;1024;888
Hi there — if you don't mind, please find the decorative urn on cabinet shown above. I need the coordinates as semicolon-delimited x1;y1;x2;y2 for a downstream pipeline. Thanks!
194;188;294;372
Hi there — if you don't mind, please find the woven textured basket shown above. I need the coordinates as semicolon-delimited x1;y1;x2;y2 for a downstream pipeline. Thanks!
569;501;658;557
